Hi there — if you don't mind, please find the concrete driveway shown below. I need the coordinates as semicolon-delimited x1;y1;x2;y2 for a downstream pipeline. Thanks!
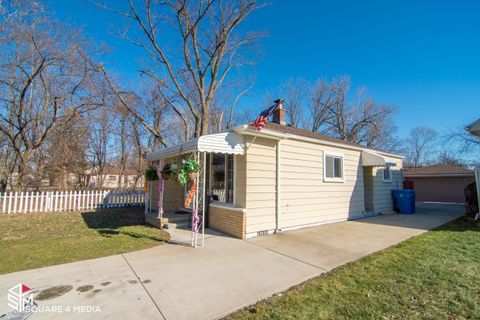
0;203;464;320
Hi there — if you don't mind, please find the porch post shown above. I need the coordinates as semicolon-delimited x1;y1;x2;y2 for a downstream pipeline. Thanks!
202;151;206;246
157;159;164;221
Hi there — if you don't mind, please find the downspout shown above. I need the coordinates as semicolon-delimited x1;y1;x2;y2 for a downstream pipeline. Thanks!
275;139;281;233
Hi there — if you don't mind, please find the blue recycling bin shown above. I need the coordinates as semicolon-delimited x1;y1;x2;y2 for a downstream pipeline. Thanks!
391;189;415;214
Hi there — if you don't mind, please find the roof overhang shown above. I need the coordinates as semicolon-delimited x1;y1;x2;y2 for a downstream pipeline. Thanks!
233;124;403;159
466;119;480;137
361;151;397;167
146;132;245;161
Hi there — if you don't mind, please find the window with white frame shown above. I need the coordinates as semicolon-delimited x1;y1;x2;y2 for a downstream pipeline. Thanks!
324;153;344;181
383;166;392;182
207;153;234;204
108;175;116;182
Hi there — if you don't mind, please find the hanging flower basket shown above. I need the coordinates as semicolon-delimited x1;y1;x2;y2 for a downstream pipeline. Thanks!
188;172;198;181
161;164;172;180
145;167;159;181
178;159;201;186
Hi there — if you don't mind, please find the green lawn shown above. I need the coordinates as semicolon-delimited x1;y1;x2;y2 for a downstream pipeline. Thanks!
0;208;169;274
228;217;480;320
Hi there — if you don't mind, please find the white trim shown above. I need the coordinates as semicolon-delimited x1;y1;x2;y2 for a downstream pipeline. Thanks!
323;152;345;183
362;150;398;167
147;132;245;161
382;167;393;183
208;153;235;205
233;154;237;206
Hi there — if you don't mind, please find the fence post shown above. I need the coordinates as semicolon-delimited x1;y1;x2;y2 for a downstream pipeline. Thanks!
35;191;39;212
1;192;5;214
19;192;24;213
39;192;43;212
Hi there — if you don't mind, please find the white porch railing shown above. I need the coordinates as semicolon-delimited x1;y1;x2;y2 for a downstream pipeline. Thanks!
0;190;145;214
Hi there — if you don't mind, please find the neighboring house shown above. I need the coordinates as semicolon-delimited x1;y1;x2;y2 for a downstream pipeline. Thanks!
88;167;144;189
403;165;474;203
145;106;403;239
466;118;480;216
466;118;480;136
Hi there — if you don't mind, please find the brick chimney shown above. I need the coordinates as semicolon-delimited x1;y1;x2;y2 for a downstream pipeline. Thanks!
272;99;286;125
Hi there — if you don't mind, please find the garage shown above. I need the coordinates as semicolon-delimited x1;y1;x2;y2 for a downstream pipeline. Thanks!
403;164;474;203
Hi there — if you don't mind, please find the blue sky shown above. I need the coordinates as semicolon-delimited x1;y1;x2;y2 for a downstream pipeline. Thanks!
47;0;480;138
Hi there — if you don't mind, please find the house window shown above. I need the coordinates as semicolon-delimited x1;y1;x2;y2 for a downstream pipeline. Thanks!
108;175;116;182
383;166;392;182
324;153;344;182
208;153;234;204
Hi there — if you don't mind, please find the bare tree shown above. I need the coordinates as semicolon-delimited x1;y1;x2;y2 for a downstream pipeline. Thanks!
279;78;308;127
44;114;90;189
309;79;335;133
0;1;104;190
323;77;396;149
87;109;114;188
96;0;263;141
437;148;464;166
404;126;438;167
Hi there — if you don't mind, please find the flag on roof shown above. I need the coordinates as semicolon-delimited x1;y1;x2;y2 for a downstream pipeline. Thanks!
252;99;283;131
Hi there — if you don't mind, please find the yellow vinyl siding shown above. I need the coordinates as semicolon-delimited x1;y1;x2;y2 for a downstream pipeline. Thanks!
244;136;405;237
372;158;403;213
278;139;365;229
245;137;277;234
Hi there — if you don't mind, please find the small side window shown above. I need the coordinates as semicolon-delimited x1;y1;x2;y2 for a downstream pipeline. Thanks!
383;167;392;182
324;153;344;182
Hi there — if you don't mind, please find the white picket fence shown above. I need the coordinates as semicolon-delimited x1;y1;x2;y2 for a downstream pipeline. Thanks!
0;190;145;214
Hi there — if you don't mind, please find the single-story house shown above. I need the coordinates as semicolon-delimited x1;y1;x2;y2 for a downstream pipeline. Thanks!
88;167;144;189
145;106;403;240
403;164;474;203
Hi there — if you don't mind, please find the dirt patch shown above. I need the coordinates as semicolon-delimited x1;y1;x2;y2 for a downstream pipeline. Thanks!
128;280;138;284
35;285;73;301
142;279;151;284
100;281;111;287
76;285;94;292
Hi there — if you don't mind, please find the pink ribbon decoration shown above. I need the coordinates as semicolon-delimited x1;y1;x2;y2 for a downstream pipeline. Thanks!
192;208;200;232
157;161;164;217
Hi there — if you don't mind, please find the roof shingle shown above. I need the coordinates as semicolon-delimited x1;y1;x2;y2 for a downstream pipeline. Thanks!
403;164;473;176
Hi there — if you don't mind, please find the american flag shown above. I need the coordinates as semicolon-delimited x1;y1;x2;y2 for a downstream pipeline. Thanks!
252;99;283;131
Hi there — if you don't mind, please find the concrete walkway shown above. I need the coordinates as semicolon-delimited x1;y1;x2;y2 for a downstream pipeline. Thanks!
0;203;464;320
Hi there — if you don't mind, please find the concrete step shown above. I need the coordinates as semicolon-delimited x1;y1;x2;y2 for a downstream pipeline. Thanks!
162;214;190;224
163;221;190;230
